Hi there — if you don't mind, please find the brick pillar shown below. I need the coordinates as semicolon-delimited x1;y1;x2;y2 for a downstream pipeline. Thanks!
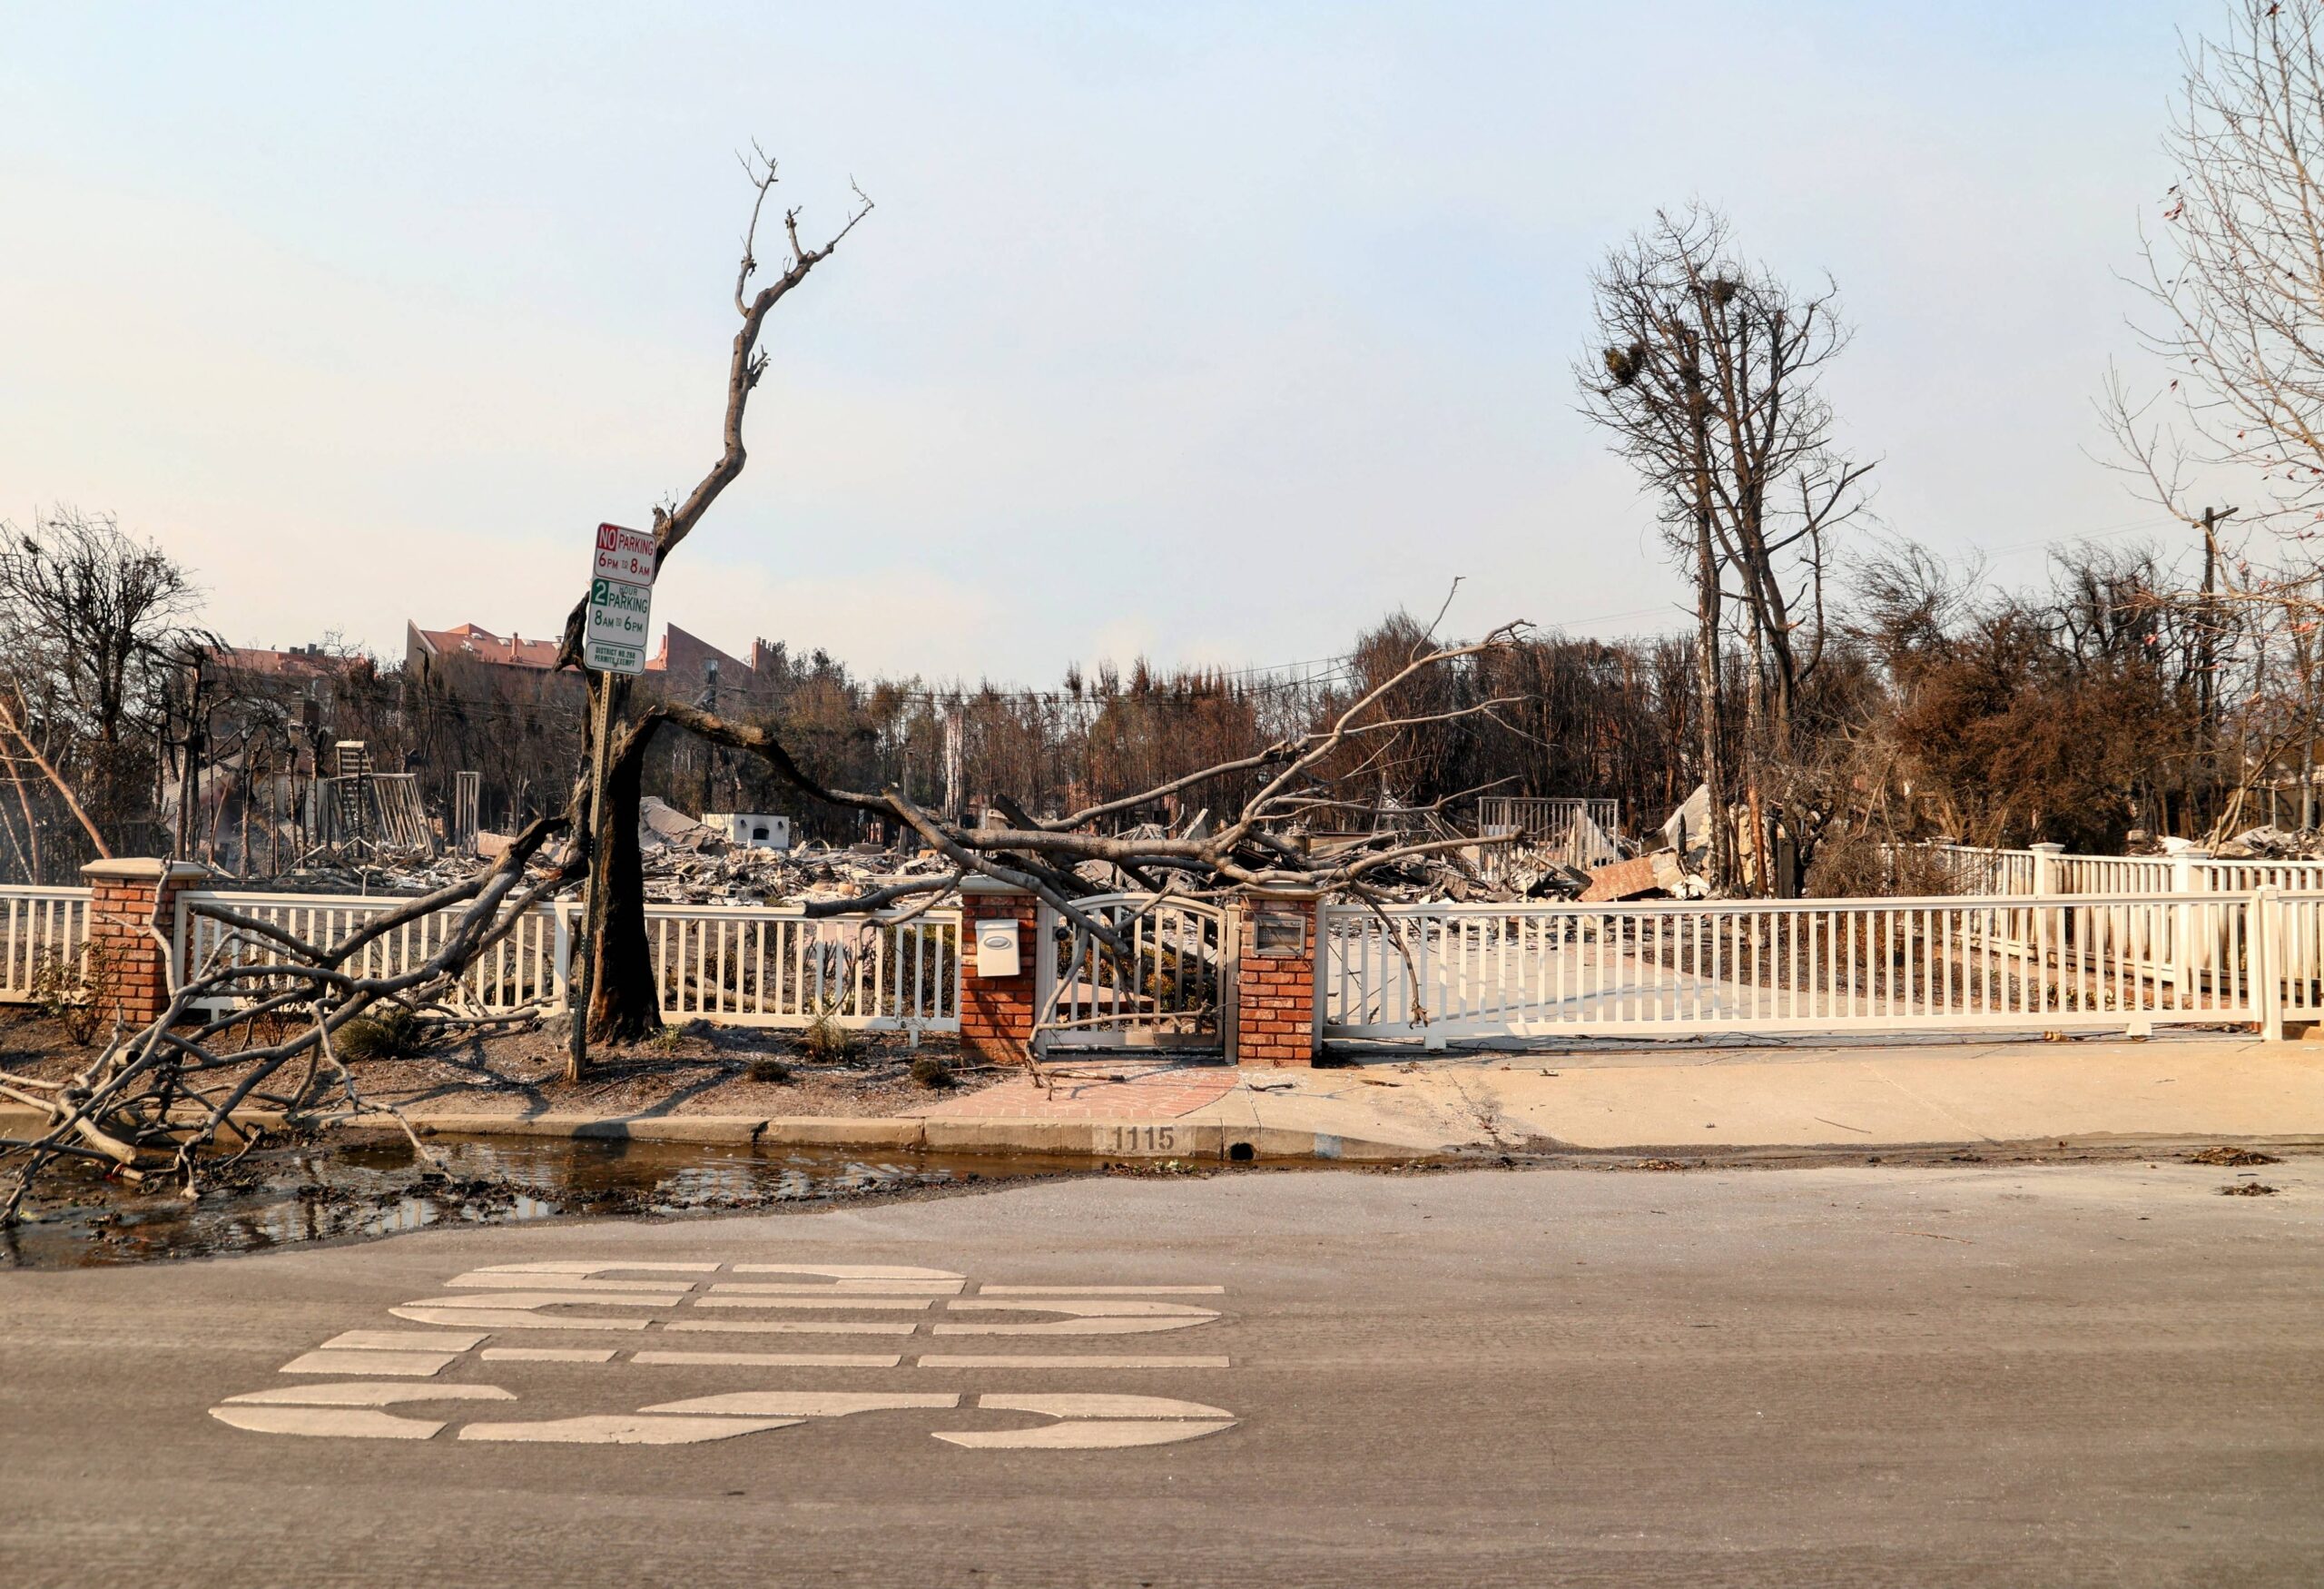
960;878;1039;1062
1233;893;1316;1067
82;858;207;1027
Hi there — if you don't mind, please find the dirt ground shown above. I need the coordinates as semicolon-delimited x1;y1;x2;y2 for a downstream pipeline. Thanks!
0;1008;1009;1120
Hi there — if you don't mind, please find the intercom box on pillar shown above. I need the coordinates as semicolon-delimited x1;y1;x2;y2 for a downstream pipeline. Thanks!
974;917;1021;979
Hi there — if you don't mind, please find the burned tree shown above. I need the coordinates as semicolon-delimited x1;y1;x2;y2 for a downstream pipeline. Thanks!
1579;205;1872;892
2111;0;2324;534
2102;1;2324;831
549;152;873;1046
0;508;203;871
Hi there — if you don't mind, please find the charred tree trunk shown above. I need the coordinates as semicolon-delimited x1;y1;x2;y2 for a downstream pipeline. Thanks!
586;676;661;1043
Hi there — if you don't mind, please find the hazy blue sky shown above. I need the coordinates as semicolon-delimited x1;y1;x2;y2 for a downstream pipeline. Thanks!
0;2;2202;681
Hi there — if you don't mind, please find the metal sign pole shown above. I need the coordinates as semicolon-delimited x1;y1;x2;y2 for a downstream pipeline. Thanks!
567;672;613;1083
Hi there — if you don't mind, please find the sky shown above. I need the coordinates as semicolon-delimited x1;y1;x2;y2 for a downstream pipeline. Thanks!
0;2;2208;684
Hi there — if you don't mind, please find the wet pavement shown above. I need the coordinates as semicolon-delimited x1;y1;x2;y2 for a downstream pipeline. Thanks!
0;1136;1095;1270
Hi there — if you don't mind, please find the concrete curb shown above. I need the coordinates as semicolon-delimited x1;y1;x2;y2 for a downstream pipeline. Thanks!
0;1103;1435;1162
400;1112;1431;1163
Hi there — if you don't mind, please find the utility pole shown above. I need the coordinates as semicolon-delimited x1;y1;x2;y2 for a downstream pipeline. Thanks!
2196;504;2238;834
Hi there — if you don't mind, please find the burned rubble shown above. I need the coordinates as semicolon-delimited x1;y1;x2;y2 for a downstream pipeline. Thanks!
202;794;1667;911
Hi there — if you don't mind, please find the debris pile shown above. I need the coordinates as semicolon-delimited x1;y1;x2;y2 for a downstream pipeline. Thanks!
629;797;952;905
1579;849;1709;903
2127;824;2324;860
2209;824;2324;860
226;789;1696;912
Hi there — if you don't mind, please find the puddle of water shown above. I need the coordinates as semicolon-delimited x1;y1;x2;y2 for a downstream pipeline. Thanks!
0;1135;1094;1270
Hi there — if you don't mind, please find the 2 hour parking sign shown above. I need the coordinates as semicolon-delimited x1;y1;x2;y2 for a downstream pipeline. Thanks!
584;523;655;674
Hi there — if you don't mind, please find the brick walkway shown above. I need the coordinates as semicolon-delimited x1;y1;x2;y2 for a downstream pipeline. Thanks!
913;1061;1239;1120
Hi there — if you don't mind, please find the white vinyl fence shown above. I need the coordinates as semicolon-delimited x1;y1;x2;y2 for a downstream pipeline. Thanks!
177;891;565;1016
1926;842;2324;898
174;891;960;1033
643;903;960;1032
0;886;94;1003
1927;843;2324;992
15;861;2324;1049
1319;892;2280;1045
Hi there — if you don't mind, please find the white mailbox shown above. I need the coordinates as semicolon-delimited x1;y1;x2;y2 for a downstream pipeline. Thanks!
974;918;1021;979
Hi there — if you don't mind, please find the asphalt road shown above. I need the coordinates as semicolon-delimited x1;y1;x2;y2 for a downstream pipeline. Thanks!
1;1157;2319;1587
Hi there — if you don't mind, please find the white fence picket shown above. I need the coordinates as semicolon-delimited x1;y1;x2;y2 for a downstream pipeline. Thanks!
0;886;93;1003
174;891;960;1032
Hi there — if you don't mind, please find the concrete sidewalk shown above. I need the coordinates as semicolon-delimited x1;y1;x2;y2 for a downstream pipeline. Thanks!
15;1034;2320;1164
1156;1033;2324;1157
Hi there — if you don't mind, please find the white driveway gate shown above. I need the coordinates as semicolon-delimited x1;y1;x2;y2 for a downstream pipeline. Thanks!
1032;893;1227;1053
1318;893;2271;1046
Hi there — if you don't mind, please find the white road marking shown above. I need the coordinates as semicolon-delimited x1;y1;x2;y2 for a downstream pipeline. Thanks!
935;1298;1219;1336
470;1261;721;1276
210;1262;1243;1451
321;1330;487;1352
933;1421;1237;1449
220;1383;515;1407
280;1350;458;1377
662;1320;919;1336
932;1317;1213;1337
693;1297;932;1311
732;1265;964;1279
391;1290;683;1330
631;1352;903;1368
211;1406;452;1439
978;1286;1226;1296
211;1382;512;1439
948;1299;1220;1318
710;1280;964;1296
642;1392;961;1417
396;1290;688;1312
915;1355;1232;1369
446;1273;697;1292
458;1415;801;1445
979;1394;1233;1419
392;1307;655;1331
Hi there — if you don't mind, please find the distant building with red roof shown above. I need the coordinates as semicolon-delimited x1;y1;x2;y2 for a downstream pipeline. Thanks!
405;622;564;673
405;620;782;709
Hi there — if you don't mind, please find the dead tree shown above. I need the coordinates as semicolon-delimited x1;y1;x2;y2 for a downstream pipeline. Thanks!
1579;204;1871;892
0;509;202;864
2109;2;2324;532
551;149;872;1043
2099;2;2324;824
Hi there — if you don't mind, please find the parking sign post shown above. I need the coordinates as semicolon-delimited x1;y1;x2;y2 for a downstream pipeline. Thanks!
568;524;655;1081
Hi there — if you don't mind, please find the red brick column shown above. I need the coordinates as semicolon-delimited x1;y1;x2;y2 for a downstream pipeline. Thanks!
82;858;208;1027
960;879;1039;1062
1233;893;1317;1067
